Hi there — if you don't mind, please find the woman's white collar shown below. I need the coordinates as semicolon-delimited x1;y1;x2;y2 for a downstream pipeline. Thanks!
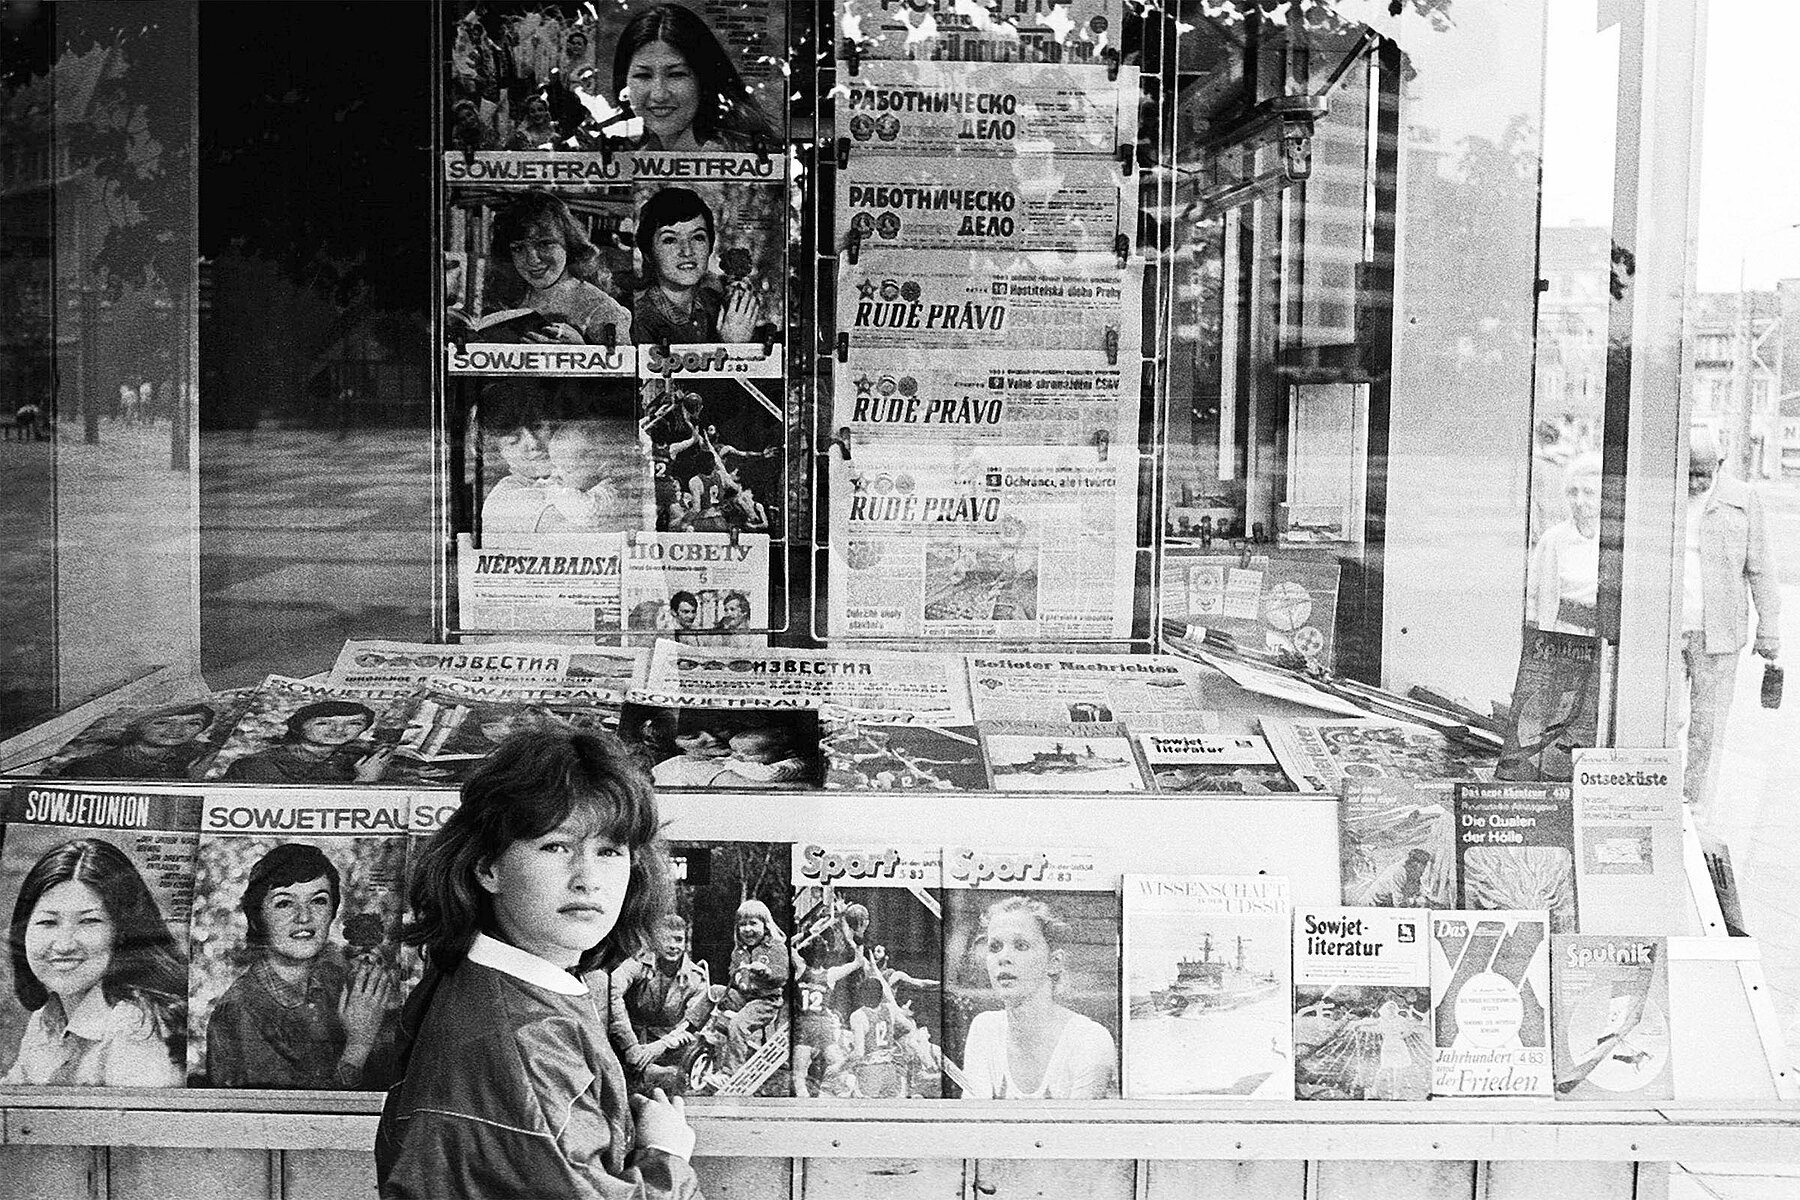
468;932;588;995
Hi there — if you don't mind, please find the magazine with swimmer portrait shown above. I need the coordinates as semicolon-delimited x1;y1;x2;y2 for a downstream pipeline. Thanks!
618;692;824;789
0;784;203;1087
790;843;944;1099
941;846;1120;1100
187;789;409;1090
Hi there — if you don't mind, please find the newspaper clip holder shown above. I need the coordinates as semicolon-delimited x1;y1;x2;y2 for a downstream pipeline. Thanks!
841;38;861;78
753;137;773;170
836;137;851;170
1092;429;1110;463
1102;47;1121;82
831;426;853;461
845;225;863;265
1103;326;1120;365
601;323;617;352
598;135;615;171
758;324;778;358
1113;234;1131;268
727;524;741;548
835;332;850;363
1116;142;1137;177
657;340;675;376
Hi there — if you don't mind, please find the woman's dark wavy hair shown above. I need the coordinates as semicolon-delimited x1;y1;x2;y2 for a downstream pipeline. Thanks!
612;3;775;148
487;189;606;303
241;843;341;948
283;700;374;744
8;839;188;1068
403;728;671;974
633;187;715;282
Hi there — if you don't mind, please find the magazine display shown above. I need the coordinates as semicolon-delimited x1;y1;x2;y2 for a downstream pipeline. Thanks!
201;676;426;788
840;61;1139;159
1551;935;1672;1100
977;720;1147;793
942;847;1120;1100
1429;910;1551;1097
187;790;409;1089
639;346;785;536
823;713;989;793
1456;782;1578;934
1496;630;1601;783
0;784;203;1087
645;639;973;722
791;843;945;1099
1123;875;1292;1099
964;653;1207;729
1162;550;1342;668
837;0;1123;64
840;157;1137;256
1339;779;1457;908
36;691;251;783
1260;717;1496;795
328;639;645;693
619;692;824;790
1292;907;1432;1101
395;677;624;784
627;840;793;1098
1572;748;1687;935
832;348;1137;449
1136;723;1298;795
828;442;1137;639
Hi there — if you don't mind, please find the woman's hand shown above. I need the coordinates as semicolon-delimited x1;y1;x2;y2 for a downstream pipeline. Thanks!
630;1087;696;1160
718;286;758;343
524;321;584;345
352;742;397;783
337;959;397;1078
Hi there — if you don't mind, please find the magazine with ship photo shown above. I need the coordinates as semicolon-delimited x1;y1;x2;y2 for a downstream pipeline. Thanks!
621;840;793;1100
1292;907;1432;1101
942;847;1119;1100
0;783;204;1087
1429;910;1551;1097
1456;782;1577;934
977;720;1148;793
1124;875;1292;1099
187;789;409;1090
1551;935;1672;1100
1339;778;1457;909
36;691;253;783
790;843;943;1099
201;676;426;788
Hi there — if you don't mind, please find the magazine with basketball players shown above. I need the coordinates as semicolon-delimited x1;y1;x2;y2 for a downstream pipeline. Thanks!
1260;716;1497;795
201;676;427;788
1429;910;1551;1097
1571;748;1687;935
618;692;824;790
790;843;944;1099
1456;781;1578;934
977;719;1148;794
1123;874;1292;1099
1339;778;1457;909
941;846;1120;1100
1292;907;1432;1101
187;789;409;1090
34;690;253;783
1138;721;1298;795
618;840;792;1099
639;345;784;536
1551;935;1672;1100
0;783;204;1086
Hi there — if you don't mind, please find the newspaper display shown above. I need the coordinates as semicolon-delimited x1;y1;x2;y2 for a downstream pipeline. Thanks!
1123;875;1293;1099
965;653;1207;728
187;789;409;1089
828;442;1137;639
446;3;789;149
1551;935;1673;1100
840;156;1136;255
639;840;794;1098
458;536;627;634
1429;910;1552;1097
839;248;1141;355
621;532;772;646
1137;724;1298;795
791;843;945;1098
619;693;824;789
201;677;426;787
837;0;1123;64
833;348;1137;448
942;846;1120;1099
1259;717;1497;795
1292;907;1433;1101
1339;779;1457;909
0;784;203;1086
35;691;252;783
840;60;1139;159
977;719;1147;793
328;639;645;694
1571;748;1686;935
645;639;973;722
640;345;786;536
1456;782;1578;935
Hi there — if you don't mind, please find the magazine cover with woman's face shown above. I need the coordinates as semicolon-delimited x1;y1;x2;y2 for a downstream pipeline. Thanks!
36;691;252;783
0;784;203;1088
620;694;822;789
201;676;427;789
942;847;1120;1100
186;790;408;1090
